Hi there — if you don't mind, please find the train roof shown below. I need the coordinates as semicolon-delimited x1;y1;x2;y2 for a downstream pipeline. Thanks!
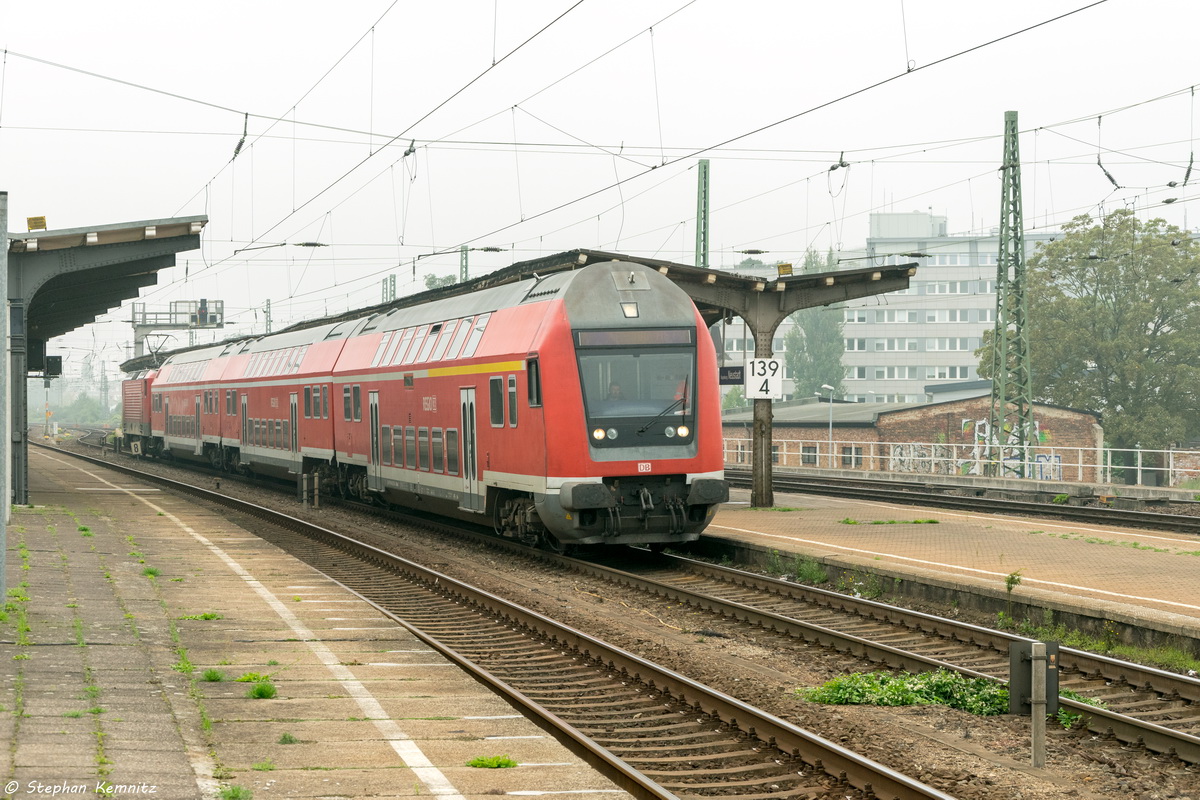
122;248;916;374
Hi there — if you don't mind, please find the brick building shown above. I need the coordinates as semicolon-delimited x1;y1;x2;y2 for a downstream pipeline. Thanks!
722;393;1103;481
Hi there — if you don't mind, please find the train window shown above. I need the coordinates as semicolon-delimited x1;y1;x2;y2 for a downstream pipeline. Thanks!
415;323;442;363
430;321;457;361
321;385;329;419
526;359;542;407
304;387;312;419
275;420;283;448
461;313;490;358
446;429;459;475
267;420;274;449
352;385;362;422
153;395;162;413
402;326;429;365
390;327;416;365
507;376;518;428
381;426;392;465
343;386;352;421
282;420;290;450
489;377;504;427
431;429;444;472
445;316;473;359
382;331;404;366
371;332;393;368
418;428;429;470
405;426;416;469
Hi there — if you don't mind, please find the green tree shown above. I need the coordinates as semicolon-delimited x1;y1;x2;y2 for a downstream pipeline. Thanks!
50;393;116;426
783;249;845;398
722;385;747;410
424;273;456;290
981;209;1200;449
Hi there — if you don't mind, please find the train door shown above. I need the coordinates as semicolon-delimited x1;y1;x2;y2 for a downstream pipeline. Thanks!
193;395;203;456
239;393;249;462
368;391;382;492
458;387;483;512
289;393;299;473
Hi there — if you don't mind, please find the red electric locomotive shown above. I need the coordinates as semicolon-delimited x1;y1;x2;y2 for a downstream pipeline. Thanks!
124;259;728;551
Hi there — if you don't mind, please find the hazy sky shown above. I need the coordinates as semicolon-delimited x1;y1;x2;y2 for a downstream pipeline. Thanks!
2;0;1196;378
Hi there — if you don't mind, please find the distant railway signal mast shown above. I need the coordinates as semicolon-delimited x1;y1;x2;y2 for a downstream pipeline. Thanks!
988;111;1036;477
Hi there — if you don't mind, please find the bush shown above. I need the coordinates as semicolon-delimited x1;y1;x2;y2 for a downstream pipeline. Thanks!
800;669;1008;716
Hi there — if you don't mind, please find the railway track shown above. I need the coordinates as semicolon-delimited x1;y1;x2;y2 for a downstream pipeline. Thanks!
55;436;1200;766
40;441;955;800
724;468;1200;535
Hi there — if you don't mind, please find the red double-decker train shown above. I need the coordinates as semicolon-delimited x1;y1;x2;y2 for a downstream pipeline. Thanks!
122;257;728;551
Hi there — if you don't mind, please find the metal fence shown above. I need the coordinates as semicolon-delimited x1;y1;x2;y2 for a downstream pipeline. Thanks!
722;437;1200;490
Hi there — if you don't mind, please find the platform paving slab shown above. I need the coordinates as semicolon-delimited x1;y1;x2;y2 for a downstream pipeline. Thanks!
2;452;632;800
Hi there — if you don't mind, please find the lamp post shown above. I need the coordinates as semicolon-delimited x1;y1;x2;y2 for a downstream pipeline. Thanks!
821;384;835;468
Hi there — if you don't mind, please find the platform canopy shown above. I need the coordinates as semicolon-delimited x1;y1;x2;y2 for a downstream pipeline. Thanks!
8;215;207;361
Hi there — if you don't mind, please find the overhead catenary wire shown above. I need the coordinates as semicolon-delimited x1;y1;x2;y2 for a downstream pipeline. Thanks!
51;1;1163;344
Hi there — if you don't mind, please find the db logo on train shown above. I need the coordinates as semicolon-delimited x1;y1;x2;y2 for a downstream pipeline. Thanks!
638;462;652;473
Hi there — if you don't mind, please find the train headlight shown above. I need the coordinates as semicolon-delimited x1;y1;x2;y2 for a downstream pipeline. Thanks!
592;428;606;440
606;428;618;440
664;426;676;438
676;425;690;438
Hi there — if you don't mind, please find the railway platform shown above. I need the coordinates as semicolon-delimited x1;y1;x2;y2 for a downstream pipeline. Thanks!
706;486;1200;651
0;449;631;800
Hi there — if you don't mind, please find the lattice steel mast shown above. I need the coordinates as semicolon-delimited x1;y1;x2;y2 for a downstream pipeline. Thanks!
988;110;1036;476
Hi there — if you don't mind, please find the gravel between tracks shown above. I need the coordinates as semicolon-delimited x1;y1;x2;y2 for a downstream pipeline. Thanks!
56;443;1200;800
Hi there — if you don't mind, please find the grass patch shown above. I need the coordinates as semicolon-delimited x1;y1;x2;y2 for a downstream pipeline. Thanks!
466;755;519;768
792;554;828;584
277;732;299;745
801;668;1105;728
245;681;278;700
235;672;271;683
142;566;161;578
251;759;275;772
218;787;253;800
201;669;226;682
178;612;223;620
801;669;1007;716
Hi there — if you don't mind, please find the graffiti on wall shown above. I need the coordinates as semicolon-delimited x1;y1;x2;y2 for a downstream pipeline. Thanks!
886;416;1061;479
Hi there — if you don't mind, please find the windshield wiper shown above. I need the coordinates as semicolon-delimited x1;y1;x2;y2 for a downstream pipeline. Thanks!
637;397;685;434
636;376;689;435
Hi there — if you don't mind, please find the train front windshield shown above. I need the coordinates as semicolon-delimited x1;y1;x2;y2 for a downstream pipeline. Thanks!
575;328;696;448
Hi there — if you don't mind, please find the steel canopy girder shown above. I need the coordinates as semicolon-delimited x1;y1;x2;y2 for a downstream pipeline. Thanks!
10;241;196;341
